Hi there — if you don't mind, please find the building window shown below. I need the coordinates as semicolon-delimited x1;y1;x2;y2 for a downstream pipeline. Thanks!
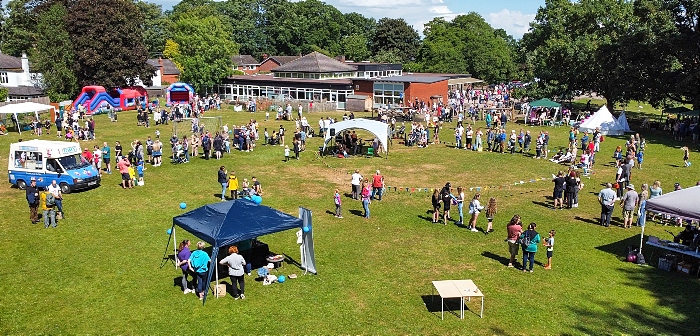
250;65;256;70
0;72;8;84
373;82;404;106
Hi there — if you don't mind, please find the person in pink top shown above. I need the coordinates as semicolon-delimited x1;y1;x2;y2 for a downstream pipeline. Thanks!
117;157;133;189
506;215;523;268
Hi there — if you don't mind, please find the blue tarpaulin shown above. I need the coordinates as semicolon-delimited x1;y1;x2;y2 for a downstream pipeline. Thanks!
171;199;304;304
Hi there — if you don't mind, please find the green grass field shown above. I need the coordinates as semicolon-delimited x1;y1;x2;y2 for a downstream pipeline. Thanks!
0;105;698;335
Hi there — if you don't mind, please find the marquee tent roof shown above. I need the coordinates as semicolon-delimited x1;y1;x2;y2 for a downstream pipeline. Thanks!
173;199;303;247
579;105;626;135
646;186;700;221
323;118;389;153
529;98;561;108
0;101;55;115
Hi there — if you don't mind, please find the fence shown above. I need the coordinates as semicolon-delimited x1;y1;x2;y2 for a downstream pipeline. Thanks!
229;97;338;113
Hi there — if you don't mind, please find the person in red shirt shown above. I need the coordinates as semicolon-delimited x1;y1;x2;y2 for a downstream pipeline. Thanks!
117;157;133;189
371;170;385;201
82;148;93;162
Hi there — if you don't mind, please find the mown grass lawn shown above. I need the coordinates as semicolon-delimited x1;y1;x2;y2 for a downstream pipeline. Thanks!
0;106;698;335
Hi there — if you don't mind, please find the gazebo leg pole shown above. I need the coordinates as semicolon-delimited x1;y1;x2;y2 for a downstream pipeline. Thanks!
215;262;219;298
172;227;177;270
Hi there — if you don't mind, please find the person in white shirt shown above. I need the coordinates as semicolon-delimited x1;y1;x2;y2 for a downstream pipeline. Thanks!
350;169;363;200
47;180;64;218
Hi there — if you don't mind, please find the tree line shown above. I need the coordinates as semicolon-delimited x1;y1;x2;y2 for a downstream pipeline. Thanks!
3;0;696;110
0;0;520;101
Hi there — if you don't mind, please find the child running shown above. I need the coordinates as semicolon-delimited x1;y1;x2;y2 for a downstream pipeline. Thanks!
682;146;691;167
543;230;555;270
485;197;497;234
334;189;343;218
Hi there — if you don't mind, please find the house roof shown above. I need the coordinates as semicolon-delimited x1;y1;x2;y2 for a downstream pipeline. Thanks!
265;56;301;66
272;52;357;73
7;86;44;96
0;53;22;70
147;58;181;75
232;55;258;65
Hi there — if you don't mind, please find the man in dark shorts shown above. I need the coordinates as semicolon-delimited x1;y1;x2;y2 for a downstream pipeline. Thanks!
441;182;453;224
117;157;132;189
551;171;565;210
101;142;111;174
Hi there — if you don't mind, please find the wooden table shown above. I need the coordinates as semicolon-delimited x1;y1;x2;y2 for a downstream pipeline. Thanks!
431;280;484;319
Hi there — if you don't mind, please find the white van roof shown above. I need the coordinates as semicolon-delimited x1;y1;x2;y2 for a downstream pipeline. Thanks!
13;139;80;148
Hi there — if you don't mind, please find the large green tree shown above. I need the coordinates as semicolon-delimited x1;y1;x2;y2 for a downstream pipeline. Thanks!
372;18;421;63
67;0;155;88
522;0;641;107
167;8;238;92
31;2;78;101
417;14;516;83
629;0;700;108
265;0;345;56
2;0;37;56
342;34;370;61
134;0;169;56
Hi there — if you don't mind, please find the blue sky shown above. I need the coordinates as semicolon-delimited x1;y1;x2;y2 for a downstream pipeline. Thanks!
151;0;544;38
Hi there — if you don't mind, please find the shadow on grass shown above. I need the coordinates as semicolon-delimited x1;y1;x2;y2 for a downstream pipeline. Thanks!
531;200;553;209
349;209;364;217
574;215;601;226
595;234;639;260
667;164;681;168
420;295;463;319
481;251;510;266
566;267;700;335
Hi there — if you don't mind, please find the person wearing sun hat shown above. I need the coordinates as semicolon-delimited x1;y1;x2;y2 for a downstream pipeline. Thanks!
620;184;639;229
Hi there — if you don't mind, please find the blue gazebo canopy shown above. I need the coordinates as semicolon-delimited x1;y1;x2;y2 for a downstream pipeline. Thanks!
173;199;303;247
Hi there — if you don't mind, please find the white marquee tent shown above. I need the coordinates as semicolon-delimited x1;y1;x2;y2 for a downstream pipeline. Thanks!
322;118;390;156
0;102;56;134
579;105;627;135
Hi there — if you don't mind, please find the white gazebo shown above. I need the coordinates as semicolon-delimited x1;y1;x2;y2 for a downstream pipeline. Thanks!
0;102;56;134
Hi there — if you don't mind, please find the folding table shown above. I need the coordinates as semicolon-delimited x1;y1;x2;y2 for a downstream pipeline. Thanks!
431;280;484;319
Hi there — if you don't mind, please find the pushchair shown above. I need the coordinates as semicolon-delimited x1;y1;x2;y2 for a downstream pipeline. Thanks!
171;146;186;164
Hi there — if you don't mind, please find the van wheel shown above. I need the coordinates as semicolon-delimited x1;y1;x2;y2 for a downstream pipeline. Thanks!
17;180;27;190
60;183;71;194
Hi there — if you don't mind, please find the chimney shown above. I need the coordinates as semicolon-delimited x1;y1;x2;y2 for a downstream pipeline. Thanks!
262;53;269;60
158;57;164;74
335;55;346;62
21;52;30;86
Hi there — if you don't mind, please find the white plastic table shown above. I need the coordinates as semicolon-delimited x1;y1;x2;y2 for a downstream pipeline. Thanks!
432;280;464;320
452;279;484;318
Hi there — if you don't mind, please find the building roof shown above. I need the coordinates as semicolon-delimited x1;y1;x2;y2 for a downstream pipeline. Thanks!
7;86;44;96
232;55;258;66
359;75;451;84
264;56;301;66
147;58;181;75
0;53;22;70
273;52;357;73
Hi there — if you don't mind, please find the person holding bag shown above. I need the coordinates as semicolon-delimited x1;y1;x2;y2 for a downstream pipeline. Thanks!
519;223;541;273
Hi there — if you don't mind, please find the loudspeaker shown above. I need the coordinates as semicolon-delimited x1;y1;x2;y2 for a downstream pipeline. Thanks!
329;128;335;136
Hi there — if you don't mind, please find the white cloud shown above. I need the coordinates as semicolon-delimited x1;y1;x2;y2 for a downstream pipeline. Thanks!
486;9;536;38
430;6;452;14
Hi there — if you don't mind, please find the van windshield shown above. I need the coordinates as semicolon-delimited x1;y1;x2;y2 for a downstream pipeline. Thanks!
58;154;91;170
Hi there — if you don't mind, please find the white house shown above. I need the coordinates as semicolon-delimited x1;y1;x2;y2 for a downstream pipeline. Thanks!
0;52;44;101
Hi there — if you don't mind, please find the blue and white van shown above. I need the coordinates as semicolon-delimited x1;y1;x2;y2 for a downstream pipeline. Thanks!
8;140;101;193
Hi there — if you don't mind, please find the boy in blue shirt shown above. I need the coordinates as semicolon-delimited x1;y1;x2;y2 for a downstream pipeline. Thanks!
636;151;644;169
137;160;145;185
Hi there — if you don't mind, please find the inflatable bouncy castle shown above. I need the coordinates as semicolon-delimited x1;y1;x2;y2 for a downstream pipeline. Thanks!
166;82;195;105
73;86;148;115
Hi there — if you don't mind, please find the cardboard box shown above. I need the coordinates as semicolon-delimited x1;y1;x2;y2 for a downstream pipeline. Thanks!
658;258;674;271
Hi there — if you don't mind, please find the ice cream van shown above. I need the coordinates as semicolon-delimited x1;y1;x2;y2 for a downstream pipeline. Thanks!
8;140;101;193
